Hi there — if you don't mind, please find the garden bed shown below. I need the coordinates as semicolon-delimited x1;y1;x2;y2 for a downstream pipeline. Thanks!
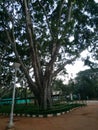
0;103;86;117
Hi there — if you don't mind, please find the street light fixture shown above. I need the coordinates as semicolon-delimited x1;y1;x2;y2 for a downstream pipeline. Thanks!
7;62;20;129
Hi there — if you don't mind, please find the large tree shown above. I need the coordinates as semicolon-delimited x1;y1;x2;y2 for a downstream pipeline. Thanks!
0;0;98;109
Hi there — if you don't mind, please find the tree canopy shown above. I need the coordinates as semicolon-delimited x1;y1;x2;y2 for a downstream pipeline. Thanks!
0;0;98;109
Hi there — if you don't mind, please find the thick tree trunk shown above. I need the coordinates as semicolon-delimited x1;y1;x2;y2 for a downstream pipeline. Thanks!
42;87;52;110
33;85;52;110
47;86;52;108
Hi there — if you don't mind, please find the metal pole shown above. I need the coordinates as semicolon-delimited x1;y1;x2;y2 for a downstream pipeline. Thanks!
7;63;20;129
7;68;17;128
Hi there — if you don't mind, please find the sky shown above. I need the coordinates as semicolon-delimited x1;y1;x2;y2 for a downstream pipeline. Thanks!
58;50;90;84
95;0;98;2
66;50;90;78
57;50;91;84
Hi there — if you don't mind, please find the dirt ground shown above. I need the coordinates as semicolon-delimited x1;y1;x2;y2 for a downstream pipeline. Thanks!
0;101;98;130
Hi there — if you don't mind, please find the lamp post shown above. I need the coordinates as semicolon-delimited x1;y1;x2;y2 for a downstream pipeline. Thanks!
7;62;20;129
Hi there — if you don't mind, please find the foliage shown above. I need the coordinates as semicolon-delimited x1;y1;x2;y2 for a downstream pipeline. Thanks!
0;103;85;116
75;68;98;99
0;0;98;109
52;79;76;95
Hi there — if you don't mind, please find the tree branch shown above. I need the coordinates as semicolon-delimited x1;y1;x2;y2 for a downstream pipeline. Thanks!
56;0;65;30
23;0;43;87
37;0;53;39
5;29;39;96
52;56;77;77
67;0;74;23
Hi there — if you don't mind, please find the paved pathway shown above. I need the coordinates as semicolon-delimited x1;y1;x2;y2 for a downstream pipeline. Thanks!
0;101;98;130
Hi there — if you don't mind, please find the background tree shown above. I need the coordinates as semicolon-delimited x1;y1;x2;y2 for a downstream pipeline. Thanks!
0;0;98;109
75;69;98;99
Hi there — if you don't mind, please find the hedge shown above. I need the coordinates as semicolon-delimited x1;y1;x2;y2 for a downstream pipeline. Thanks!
0;103;86;116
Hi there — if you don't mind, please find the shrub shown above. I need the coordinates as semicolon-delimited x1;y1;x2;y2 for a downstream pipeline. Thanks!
0;103;86;116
